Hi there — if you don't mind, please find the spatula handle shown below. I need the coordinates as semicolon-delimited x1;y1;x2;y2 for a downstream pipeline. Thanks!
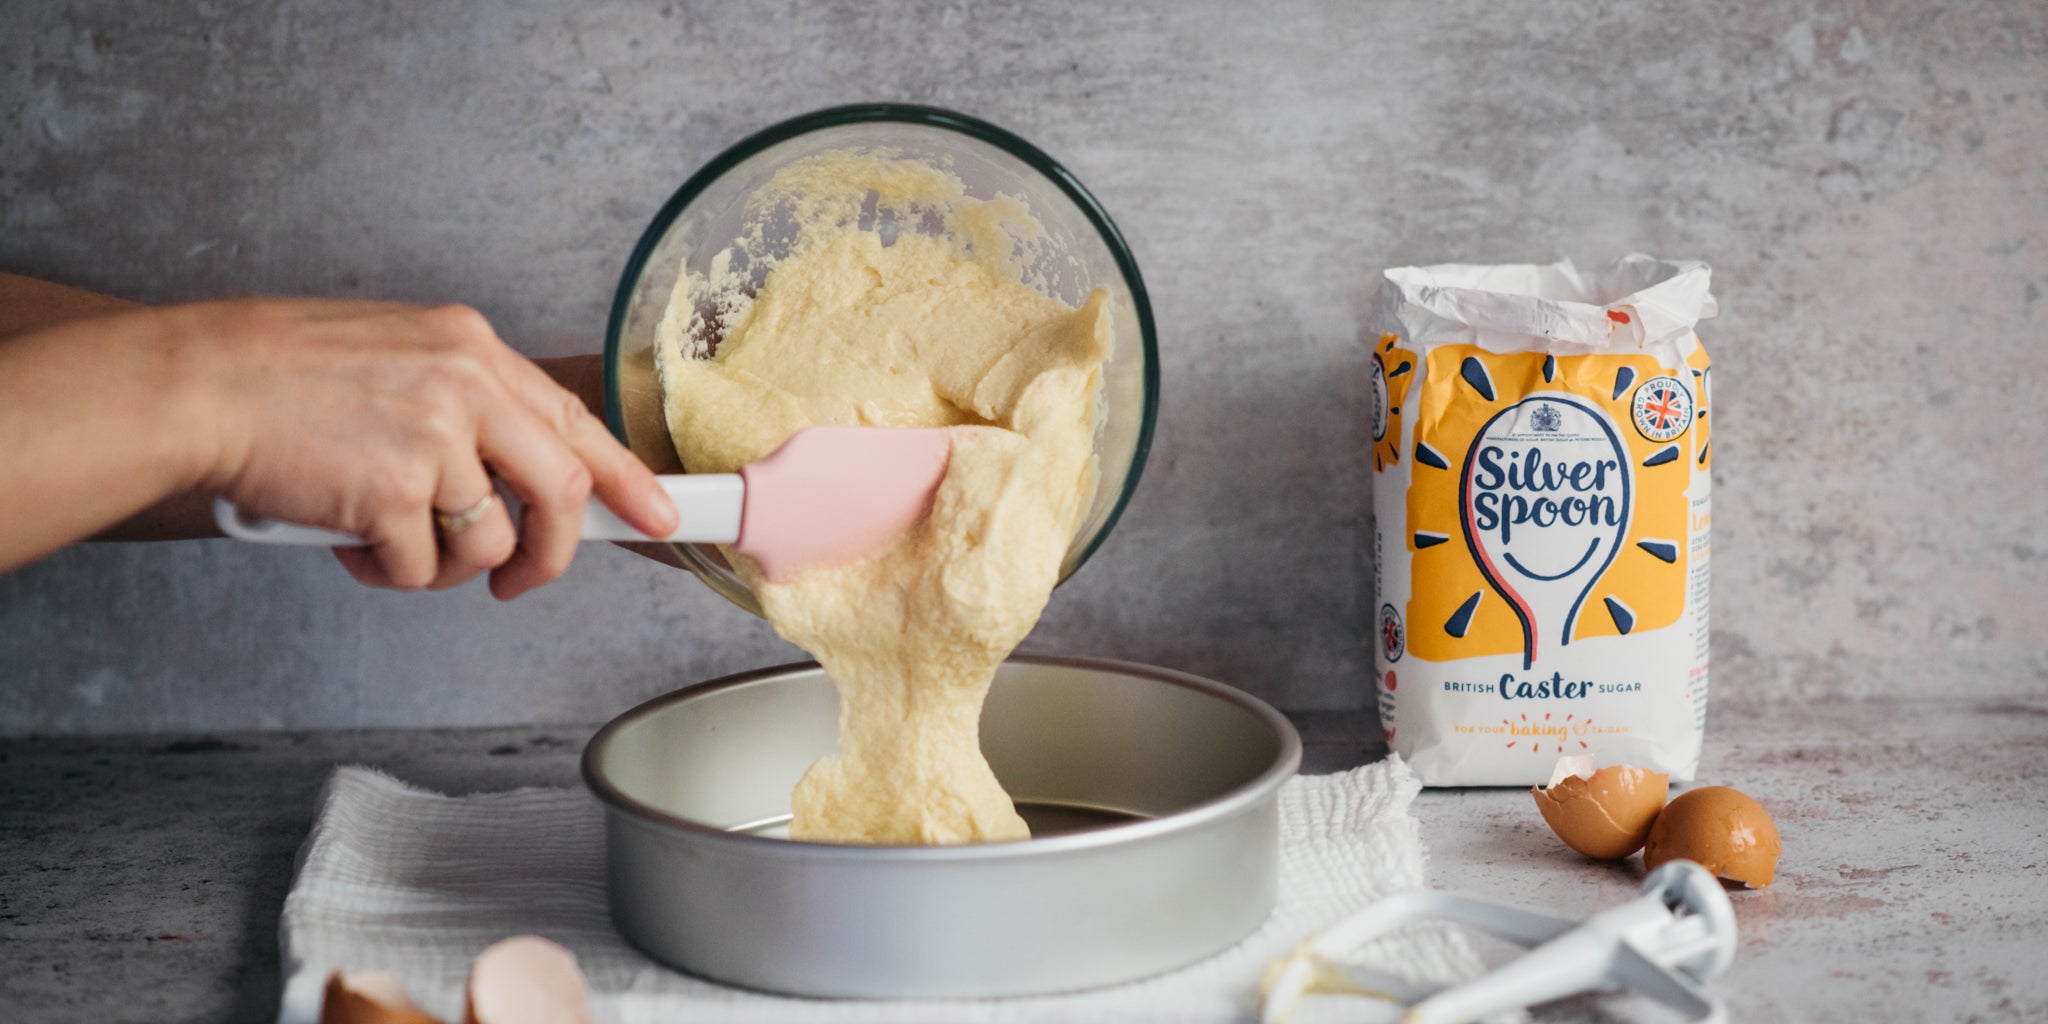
583;475;743;543
213;475;744;547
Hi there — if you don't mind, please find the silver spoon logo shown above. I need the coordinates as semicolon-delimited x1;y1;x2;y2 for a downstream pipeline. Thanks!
1459;395;1633;669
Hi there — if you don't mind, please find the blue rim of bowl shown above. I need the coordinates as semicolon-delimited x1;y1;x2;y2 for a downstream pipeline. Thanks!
602;102;1159;578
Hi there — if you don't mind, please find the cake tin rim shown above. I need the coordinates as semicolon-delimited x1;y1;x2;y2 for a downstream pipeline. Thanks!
582;653;1301;861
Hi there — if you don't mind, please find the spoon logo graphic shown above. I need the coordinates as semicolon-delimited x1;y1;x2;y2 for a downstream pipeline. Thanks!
1458;394;1633;669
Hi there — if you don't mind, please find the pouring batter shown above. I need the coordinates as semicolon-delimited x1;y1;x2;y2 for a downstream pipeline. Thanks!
656;150;1110;844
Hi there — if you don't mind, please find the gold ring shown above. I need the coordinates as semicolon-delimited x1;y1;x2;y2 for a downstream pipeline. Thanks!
434;493;497;535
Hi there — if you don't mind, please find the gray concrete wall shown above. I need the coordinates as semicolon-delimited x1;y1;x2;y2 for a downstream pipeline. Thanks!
3;0;2044;734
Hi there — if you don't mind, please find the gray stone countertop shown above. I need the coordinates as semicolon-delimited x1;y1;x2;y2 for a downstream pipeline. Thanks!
2;698;2042;1022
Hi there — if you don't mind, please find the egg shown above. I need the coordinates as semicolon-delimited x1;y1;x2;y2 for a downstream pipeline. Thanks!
1531;760;1670;859
1643;785;1783;888
318;936;592;1024
321;970;441;1024
464;935;593;1024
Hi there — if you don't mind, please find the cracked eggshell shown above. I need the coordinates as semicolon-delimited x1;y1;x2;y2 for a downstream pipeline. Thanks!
464;935;593;1024
1644;785;1783;888
321;970;441;1024
1531;762;1670;860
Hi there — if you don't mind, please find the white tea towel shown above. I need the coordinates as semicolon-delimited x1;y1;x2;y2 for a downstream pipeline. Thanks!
279;758;1486;1023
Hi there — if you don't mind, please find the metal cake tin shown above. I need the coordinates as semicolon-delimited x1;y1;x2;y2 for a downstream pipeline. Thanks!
582;654;1302;999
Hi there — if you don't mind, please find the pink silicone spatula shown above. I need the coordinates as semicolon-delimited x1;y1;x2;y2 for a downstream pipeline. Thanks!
213;426;952;582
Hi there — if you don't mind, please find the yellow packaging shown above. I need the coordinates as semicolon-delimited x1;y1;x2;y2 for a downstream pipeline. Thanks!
1372;256;1716;786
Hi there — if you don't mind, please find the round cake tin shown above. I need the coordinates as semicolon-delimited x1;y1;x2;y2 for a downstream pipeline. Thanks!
582;655;1301;999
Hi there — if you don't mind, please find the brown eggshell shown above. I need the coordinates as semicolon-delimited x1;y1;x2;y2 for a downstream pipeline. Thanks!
321;970;442;1024
1644;785;1783;887
464;935;593;1024
1531;764;1670;859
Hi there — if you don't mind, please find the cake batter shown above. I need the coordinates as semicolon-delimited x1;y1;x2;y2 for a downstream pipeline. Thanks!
656;150;1109;844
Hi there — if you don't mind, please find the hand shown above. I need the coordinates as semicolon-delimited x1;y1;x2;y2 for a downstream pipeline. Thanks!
534;353;693;573
183;299;680;598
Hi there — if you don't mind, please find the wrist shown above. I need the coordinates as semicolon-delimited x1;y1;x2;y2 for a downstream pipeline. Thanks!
126;304;243;496
0;303;241;565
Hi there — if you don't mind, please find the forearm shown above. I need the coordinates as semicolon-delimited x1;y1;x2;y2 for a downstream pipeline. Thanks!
0;305;223;572
0;273;221;544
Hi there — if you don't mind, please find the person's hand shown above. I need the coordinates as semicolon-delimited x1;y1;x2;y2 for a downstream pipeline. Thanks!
181;299;679;598
533;352;693;573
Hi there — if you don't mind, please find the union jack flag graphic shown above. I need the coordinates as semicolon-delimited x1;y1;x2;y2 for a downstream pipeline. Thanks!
1631;376;1693;442
1379;603;1405;663
1642;386;1683;430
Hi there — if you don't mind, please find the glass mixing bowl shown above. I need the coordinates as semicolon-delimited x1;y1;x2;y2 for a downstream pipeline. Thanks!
603;104;1159;616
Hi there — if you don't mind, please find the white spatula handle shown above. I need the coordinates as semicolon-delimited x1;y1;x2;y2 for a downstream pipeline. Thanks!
212;474;744;546
585;474;742;542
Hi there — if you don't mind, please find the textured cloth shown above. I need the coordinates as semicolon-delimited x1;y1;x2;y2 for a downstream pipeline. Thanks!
278;757;1485;1023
